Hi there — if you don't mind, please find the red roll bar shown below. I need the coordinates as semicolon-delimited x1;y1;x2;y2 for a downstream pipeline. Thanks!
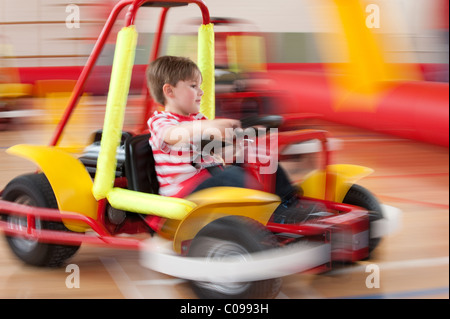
49;0;211;146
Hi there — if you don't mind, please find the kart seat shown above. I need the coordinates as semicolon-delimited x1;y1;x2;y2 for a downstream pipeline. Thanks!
108;133;195;220
124;133;160;194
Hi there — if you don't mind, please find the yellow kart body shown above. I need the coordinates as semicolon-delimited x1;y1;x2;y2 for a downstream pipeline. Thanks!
6;142;372;252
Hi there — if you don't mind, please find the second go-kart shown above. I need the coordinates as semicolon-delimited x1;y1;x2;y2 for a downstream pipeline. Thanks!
0;0;400;299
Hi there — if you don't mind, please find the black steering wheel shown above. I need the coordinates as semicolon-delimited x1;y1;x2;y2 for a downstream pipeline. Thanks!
240;115;284;129
199;115;284;152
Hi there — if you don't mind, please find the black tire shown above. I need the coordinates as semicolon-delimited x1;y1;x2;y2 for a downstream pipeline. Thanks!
187;215;282;299
1;173;80;267
342;184;383;253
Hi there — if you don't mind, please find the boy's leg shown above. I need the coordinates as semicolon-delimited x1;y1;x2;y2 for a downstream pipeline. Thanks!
188;164;322;224
274;164;301;200
272;165;325;224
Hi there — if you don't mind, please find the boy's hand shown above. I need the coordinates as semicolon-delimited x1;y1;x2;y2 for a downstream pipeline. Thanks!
212;118;241;130
163;118;241;145
211;119;241;142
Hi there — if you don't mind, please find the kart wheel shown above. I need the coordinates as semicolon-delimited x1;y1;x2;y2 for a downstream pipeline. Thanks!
342;184;383;252
187;215;282;299
1;173;80;267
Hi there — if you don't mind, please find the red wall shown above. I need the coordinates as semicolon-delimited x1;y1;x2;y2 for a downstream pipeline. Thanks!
16;63;449;147
264;70;449;147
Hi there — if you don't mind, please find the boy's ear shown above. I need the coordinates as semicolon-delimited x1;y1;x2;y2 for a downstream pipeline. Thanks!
162;83;174;98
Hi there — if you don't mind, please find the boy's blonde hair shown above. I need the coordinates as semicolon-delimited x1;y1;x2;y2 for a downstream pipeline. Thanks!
146;55;202;106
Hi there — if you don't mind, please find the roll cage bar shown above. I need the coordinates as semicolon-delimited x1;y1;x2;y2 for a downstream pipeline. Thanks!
49;0;211;146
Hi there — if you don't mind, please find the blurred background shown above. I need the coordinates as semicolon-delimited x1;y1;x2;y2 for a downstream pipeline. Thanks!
0;0;448;69
0;0;448;143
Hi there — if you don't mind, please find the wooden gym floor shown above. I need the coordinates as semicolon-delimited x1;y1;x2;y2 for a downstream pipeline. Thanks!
0;97;448;299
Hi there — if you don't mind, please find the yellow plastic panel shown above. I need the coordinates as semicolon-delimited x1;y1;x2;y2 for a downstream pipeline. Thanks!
330;164;373;202
173;187;280;253
300;170;327;200
300;164;373;202
6;144;98;232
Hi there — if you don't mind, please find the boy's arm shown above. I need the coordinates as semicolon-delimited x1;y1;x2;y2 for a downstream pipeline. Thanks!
163;119;240;145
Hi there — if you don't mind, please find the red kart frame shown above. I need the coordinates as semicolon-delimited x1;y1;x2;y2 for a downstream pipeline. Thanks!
0;0;388;275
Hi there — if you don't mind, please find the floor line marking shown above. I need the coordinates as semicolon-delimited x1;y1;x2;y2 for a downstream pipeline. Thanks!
99;256;144;299
377;195;449;209
341;286;449;299
330;256;449;276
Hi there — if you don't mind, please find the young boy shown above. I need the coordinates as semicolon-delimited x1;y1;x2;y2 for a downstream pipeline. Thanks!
146;55;243;197
147;56;314;222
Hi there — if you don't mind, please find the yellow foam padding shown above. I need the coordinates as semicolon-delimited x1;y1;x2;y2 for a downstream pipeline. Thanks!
6;144;98;232
92;26;137;200
300;164;374;202
106;187;197;220
197;23;215;120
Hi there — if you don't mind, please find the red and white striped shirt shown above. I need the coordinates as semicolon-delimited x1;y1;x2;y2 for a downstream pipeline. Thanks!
148;111;219;197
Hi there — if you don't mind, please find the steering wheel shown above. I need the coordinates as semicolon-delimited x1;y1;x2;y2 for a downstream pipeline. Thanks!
197;115;284;168
240;115;284;129
200;115;284;149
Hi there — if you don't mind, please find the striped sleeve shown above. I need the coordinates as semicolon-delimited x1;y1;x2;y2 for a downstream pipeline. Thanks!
147;112;179;153
147;111;201;197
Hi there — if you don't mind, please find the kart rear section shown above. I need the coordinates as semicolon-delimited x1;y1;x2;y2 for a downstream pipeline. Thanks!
0;189;401;282
0;200;141;249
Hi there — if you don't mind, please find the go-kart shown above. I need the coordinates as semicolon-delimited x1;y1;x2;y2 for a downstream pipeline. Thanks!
0;0;400;299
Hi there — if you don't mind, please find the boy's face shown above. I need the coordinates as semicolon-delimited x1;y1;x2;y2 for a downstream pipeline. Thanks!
165;73;203;116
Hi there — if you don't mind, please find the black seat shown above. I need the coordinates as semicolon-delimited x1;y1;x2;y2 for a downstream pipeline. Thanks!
124;133;160;194
79;130;132;178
